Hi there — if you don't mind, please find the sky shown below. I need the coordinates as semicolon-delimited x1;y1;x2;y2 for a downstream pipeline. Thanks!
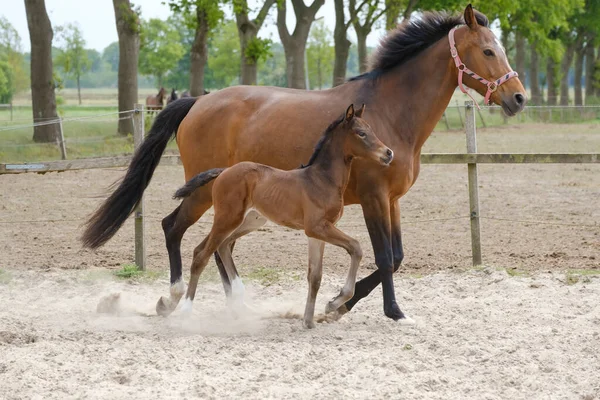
2;0;387;53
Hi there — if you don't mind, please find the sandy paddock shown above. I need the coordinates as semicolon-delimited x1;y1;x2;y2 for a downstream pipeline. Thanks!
1;160;599;399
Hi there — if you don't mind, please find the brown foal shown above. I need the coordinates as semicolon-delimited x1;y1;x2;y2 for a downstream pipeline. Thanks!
157;105;393;328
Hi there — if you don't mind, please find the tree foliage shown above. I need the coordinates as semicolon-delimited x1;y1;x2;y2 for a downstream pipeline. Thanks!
139;18;185;86
307;19;334;89
0;16;28;99
54;23;92;104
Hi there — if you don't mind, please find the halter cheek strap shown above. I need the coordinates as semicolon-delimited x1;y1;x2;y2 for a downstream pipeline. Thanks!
449;27;518;108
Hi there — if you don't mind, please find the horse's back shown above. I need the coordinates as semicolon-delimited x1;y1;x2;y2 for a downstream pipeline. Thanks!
177;85;349;181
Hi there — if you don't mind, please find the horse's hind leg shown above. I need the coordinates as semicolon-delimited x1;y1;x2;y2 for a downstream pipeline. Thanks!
157;187;213;316
217;210;267;313
303;238;325;329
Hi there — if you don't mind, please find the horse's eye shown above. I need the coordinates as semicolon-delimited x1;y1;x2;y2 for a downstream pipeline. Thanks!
357;131;366;138
483;49;495;57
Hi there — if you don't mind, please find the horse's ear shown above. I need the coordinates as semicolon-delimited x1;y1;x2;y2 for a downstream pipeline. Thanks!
464;4;478;30
345;104;355;121
356;104;366;118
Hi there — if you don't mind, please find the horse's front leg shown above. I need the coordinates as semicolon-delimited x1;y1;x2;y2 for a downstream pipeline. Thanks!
340;199;404;315
344;194;411;322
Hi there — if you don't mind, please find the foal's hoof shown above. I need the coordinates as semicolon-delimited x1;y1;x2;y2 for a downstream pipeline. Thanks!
384;302;405;321
398;316;416;326
325;300;338;314
156;296;173;317
303;319;316;329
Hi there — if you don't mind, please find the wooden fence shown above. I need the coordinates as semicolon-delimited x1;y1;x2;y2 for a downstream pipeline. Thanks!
1;101;599;268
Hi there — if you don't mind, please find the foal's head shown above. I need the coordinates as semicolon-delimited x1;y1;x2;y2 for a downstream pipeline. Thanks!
340;104;393;166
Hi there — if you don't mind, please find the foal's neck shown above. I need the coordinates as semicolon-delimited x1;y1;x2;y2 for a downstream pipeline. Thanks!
307;132;353;193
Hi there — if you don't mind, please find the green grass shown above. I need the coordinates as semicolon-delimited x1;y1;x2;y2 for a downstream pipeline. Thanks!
0;269;12;284
113;264;163;281
1;99;599;164
246;266;282;286
565;269;600;285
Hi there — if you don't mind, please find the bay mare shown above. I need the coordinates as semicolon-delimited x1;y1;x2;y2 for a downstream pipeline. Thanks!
82;6;526;322
160;105;394;329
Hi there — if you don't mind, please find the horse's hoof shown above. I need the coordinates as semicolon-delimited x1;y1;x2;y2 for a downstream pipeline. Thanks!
335;304;349;316
303;319;316;329
398;316;416;326
156;296;173;317
384;302;405;321
325;301;337;314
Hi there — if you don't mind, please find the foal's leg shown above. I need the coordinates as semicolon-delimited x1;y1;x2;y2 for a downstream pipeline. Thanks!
157;188;213;316
305;222;362;325
182;211;246;315
216;210;267;311
303;238;325;329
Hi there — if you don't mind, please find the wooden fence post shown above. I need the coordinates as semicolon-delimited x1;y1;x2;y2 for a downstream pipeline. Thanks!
133;105;146;270
57;118;67;160
465;101;482;266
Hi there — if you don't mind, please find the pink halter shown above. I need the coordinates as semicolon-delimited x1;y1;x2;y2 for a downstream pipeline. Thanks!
448;26;518;108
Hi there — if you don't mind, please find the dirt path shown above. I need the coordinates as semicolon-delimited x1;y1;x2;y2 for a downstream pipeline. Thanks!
1;268;598;399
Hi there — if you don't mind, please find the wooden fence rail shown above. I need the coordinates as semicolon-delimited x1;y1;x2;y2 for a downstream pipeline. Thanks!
1;100;599;267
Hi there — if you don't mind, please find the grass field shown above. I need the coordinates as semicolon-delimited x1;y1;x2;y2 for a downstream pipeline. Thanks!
1;92;599;163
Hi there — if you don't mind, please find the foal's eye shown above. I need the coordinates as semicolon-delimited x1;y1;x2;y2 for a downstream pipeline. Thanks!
483;49;495;57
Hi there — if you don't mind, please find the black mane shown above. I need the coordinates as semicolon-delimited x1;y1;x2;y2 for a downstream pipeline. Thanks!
299;114;346;169
349;10;489;81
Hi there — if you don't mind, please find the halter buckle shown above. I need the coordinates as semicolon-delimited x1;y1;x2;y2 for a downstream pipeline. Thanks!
487;82;498;93
458;64;465;71
451;48;458;58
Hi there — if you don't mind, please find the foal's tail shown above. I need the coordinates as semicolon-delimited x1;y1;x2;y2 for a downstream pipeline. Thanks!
81;97;197;249
173;168;225;199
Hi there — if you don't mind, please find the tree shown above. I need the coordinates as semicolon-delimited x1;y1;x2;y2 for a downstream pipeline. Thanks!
258;42;287;86
206;20;241;88
54;24;91;105
332;0;352;86
167;0;223;96
277;0;325;89
102;41;120;72
307;19;334;89
0;61;14;103
384;0;418;30
349;0;386;73
139;18;185;86
113;0;140;135
24;0;60;143
233;0;276;85
0;17;28;100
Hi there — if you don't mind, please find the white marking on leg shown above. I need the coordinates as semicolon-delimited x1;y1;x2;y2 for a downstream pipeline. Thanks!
398;315;416;326
181;298;193;315
231;276;246;303
170;279;186;298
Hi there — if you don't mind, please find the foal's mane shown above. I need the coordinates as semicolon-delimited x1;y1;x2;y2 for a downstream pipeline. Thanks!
299;114;346;169
349;10;489;81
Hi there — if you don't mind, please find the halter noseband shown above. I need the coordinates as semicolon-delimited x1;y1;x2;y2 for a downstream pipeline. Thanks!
449;26;518;108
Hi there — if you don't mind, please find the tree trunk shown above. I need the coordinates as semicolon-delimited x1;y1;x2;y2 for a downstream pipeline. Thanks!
190;7;209;96
277;0;325;89
560;42;575;106
25;0;59;143
237;21;259;86
574;36;584;105
332;0;351;86
547;59;558;106
77;75;82;105
515;31;526;89
356;28;368;74
585;37;595;101
403;0;418;20
236;1;274;86
530;42;541;105
113;0;139;136
385;0;401;30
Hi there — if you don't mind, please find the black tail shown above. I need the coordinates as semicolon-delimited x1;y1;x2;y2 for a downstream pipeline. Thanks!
173;168;225;199
81;97;197;249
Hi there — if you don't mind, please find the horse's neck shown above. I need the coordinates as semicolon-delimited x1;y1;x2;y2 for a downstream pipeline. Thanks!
370;39;457;153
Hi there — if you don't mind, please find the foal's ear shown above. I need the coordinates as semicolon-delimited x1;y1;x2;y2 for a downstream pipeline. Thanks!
464;4;478;30
355;104;366;118
345;104;355;121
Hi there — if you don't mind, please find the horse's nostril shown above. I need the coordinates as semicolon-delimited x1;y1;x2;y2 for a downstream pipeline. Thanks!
514;93;525;105
386;149;393;157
